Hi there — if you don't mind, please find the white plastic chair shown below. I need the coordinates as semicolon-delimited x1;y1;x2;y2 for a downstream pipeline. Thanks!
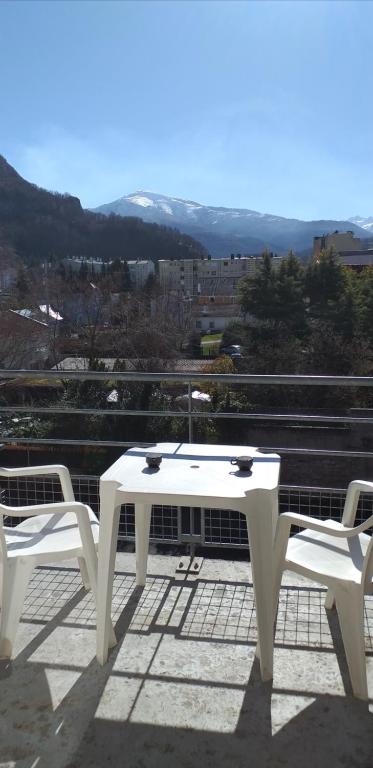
0;464;99;658
273;480;373;700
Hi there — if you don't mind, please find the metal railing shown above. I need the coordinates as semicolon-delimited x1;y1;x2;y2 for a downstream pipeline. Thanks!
1;368;373;550
1;473;372;549
2;368;373;454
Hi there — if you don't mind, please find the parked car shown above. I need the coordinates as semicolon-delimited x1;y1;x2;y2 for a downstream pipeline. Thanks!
219;344;242;358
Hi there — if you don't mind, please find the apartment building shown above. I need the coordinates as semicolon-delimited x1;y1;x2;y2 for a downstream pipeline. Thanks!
64;257;154;288
158;254;284;296
126;260;155;288
313;231;362;259
338;250;373;270
158;258;199;295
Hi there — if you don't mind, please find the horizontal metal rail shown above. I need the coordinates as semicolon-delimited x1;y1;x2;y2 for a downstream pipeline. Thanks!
2;369;373;386
1;405;373;424
2;368;373;454
1;435;373;458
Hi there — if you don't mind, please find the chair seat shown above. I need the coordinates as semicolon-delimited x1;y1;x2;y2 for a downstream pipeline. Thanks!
4;509;99;559
286;519;371;584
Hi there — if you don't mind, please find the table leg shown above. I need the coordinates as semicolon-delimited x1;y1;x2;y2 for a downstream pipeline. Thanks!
245;488;279;681
135;503;152;586
96;482;121;665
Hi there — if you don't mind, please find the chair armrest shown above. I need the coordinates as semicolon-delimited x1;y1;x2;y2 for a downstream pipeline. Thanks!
347;480;373;493
0;465;75;502
342;480;373;527
0;501;92;518
279;512;373;538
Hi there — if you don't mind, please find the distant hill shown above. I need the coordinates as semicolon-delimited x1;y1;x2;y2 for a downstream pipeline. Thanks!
93;191;369;257
0;156;207;267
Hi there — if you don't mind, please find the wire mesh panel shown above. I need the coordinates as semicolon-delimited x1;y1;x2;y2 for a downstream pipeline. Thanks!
279;486;373;527
117;504;179;543
1;475;372;547
0;474;180;543
203;509;249;547
280;487;346;521
202;486;373;547
4;476;65;507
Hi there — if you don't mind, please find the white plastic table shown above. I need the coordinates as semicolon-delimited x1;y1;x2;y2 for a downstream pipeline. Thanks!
96;442;280;680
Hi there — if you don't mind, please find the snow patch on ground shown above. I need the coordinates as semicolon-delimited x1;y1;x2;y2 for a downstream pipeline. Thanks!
127;195;155;208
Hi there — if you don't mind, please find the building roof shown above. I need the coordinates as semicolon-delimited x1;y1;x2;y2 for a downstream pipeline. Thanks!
54;357;215;373
9;309;48;328
39;305;64;321
339;250;373;266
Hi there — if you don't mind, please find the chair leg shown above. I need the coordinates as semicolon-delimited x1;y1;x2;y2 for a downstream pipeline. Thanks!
0;559;34;658
335;586;368;700
324;588;335;610
78;557;90;591
272;523;289;624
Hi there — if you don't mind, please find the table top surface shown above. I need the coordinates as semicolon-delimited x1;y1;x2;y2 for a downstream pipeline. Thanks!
100;443;280;501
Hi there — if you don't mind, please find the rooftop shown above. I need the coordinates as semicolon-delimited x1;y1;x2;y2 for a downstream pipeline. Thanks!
2;552;373;768
54;357;216;373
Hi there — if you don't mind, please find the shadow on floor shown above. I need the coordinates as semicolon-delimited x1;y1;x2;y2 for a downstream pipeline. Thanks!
0;566;372;768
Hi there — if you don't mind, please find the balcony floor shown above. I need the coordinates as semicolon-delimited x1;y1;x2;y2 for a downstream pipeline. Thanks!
1;553;373;768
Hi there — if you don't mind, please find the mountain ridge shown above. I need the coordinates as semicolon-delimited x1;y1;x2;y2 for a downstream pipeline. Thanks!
0;156;206;266
349;215;373;234
92;190;370;257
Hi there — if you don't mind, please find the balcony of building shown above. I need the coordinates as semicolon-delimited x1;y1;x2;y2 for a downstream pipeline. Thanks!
0;369;373;767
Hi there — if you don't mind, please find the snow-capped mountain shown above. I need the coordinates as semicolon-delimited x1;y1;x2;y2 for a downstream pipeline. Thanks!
91;192;369;257
349;215;373;234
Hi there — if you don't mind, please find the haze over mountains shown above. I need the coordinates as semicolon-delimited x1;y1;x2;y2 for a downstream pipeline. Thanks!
93;192;371;257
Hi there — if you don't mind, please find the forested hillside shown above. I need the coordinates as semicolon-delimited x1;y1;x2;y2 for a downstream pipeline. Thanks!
0;156;207;265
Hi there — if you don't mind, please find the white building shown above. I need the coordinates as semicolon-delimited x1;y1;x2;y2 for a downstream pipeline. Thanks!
158;254;284;296
192;300;241;333
158;258;199;295
63;257;154;288
64;258;105;274
127;260;155;289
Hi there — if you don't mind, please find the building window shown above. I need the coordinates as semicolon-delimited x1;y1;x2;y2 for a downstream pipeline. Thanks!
209;321;215;329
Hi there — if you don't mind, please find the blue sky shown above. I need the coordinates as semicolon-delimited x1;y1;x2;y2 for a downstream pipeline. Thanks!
1;0;373;219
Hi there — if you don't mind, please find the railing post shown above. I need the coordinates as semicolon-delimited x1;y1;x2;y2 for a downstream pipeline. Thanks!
188;381;193;443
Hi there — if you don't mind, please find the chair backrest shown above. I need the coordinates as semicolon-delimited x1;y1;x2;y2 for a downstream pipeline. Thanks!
341;482;361;527
0;464;76;563
342;481;373;589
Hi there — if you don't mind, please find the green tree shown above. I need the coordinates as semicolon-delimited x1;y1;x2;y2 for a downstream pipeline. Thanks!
239;251;275;321
356;266;373;346
239;251;306;335
304;249;346;320
15;267;30;300
273;251;306;335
